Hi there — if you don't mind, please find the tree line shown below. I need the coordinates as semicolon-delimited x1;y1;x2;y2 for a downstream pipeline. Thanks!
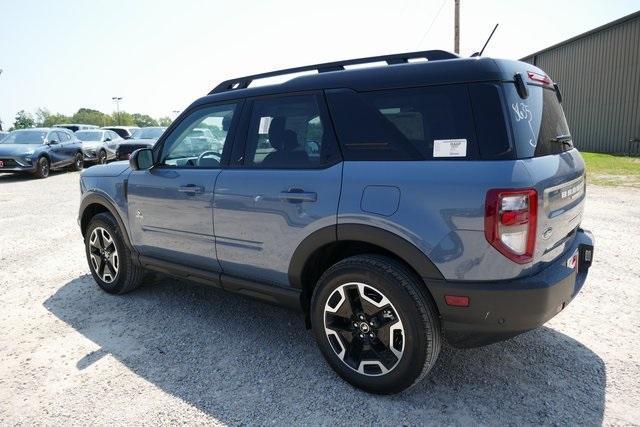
8;108;173;131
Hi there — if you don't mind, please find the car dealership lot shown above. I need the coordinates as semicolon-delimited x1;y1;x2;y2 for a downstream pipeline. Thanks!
0;171;638;425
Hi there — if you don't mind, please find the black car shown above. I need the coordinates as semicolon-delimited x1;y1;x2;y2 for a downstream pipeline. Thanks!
0;128;84;178
102;126;140;140
115;127;166;160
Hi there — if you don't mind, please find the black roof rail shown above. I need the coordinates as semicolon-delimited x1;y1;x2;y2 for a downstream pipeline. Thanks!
209;49;458;94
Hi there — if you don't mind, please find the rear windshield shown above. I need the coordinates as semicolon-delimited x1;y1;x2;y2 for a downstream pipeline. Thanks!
503;83;572;158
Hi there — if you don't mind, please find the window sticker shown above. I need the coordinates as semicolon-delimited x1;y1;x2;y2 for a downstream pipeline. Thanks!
433;139;467;157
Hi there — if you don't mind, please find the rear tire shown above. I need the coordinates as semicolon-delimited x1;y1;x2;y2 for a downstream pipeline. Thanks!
33;157;50;179
71;152;84;171
85;212;145;294
311;255;441;394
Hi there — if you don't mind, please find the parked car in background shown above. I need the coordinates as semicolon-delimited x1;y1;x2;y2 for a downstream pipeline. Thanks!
0;131;8;142
0;128;83;178
102;126;139;140
75;129;122;164
115;127;166;160
54;124;99;132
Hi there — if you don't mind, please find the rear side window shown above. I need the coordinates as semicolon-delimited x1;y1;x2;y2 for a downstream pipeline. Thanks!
326;85;478;160
468;83;512;159
503;84;572;158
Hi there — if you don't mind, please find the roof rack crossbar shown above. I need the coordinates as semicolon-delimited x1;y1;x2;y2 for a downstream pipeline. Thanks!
209;49;458;94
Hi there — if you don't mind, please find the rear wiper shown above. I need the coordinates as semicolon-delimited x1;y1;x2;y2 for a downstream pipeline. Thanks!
550;134;573;146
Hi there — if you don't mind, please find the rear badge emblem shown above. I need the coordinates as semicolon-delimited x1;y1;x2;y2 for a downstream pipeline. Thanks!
542;227;553;240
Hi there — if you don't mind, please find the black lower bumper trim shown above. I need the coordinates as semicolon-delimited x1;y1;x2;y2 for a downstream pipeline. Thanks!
428;229;594;348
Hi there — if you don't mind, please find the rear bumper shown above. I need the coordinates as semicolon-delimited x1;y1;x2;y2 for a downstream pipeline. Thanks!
429;228;594;348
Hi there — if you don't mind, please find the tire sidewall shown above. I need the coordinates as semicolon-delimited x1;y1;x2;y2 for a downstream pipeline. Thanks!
84;214;130;294
311;260;431;393
99;150;107;164
36;157;49;178
73;152;84;171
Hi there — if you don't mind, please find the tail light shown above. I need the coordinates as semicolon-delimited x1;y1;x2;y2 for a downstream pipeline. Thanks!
485;189;537;264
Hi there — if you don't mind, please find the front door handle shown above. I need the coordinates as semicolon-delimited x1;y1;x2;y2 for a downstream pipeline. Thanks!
278;189;317;203
178;184;204;194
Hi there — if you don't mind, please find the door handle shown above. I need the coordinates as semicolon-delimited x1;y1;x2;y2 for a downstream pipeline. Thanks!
178;184;204;194
278;189;317;203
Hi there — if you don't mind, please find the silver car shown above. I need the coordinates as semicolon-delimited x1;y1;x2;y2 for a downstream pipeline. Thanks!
75;130;122;164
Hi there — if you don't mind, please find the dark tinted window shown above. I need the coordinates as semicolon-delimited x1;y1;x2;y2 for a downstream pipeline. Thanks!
326;85;477;161
242;94;339;169
468;83;512;159
503;84;572;158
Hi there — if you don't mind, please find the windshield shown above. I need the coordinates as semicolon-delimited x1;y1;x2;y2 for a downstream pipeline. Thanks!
1;130;47;144
131;127;165;139
504;84;572;158
75;131;103;141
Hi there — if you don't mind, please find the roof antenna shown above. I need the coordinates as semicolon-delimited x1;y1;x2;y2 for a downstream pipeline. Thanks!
471;23;499;57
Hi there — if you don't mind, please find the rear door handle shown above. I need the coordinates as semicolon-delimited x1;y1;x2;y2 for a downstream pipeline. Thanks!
278;189;317;203
178;184;204;194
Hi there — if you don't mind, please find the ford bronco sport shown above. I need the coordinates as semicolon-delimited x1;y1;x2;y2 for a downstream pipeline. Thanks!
78;50;594;394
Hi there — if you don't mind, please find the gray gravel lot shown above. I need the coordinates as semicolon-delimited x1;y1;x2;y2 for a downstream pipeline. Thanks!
0;170;638;425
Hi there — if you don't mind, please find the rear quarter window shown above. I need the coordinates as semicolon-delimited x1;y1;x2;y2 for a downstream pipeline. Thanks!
326;85;478;161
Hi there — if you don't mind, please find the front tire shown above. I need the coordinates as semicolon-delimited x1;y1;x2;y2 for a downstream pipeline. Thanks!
85;212;145;294
71;152;84;171
311;255;441;394
97;150;107;165
33;156;50;179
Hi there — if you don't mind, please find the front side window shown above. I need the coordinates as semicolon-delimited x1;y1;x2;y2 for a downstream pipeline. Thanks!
243;94;338;169
160;103;238;168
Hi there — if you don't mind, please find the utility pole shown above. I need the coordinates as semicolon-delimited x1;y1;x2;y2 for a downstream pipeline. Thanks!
112;96;123;125
454;0;460;54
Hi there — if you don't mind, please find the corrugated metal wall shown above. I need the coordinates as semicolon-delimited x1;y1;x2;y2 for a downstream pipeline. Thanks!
522;13;640;154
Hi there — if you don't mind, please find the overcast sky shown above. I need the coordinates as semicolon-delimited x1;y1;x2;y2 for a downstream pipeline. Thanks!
0;0;638;128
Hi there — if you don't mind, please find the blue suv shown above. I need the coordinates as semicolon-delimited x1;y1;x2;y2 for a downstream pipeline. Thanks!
78;50;594;394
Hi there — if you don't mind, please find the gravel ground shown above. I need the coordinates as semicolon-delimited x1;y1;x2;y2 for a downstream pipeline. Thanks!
0;170;638;426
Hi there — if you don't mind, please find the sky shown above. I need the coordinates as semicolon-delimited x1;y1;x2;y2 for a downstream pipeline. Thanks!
0;0;638;128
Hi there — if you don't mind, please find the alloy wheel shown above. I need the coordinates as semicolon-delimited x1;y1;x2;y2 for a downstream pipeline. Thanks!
99;151;107;164
324;282;405;376
88;227;119;283
40;159;49;177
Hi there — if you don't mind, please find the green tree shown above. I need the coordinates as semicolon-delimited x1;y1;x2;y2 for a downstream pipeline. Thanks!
35;108;51;127
111;111;135;126
13;110;35;129
43;113;72;127
158;116;172;126
131;113;158;127
72;108;113;126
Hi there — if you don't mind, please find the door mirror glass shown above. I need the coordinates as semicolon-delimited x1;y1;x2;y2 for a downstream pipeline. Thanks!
130;148;154;170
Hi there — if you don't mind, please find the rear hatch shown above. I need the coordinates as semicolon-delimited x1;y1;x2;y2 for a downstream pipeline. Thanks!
503;74;586;268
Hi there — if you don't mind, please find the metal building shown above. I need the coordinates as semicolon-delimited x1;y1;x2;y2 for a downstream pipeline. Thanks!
522;11;640;154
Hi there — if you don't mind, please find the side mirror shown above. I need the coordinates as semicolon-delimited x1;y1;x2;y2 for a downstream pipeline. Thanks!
47;139;58;145
130;148;154;171
105;137;112;142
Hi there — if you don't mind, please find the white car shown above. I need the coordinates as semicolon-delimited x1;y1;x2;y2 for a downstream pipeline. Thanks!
75;130;123;164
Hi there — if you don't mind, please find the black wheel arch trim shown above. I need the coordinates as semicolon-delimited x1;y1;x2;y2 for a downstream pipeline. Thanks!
79;192;137;256
288;223;444;289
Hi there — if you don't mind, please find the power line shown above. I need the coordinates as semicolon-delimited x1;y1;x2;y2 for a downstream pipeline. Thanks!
416;0;448;49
